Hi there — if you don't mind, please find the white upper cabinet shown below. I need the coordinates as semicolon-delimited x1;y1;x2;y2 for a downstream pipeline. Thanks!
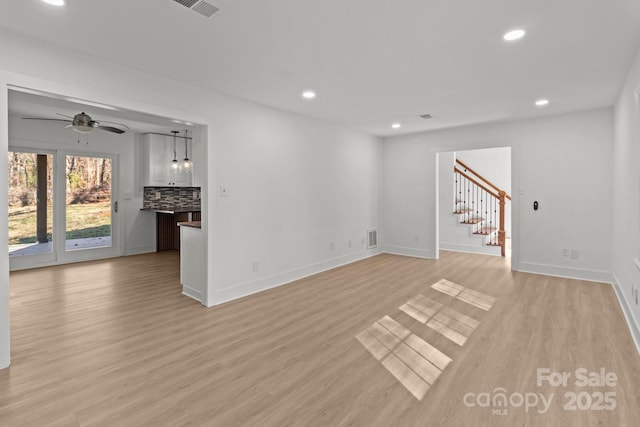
142;134;193;187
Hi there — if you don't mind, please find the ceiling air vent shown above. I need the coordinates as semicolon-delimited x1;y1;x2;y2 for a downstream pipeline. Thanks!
172;0;221;18
173;0;199;8
419;114;433;120
193;1;220;17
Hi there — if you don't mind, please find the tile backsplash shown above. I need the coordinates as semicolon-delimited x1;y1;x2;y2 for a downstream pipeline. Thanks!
143;187;201;210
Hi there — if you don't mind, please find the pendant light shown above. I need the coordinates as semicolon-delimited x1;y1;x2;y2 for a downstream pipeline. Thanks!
181;129;192;171
170;131;180;170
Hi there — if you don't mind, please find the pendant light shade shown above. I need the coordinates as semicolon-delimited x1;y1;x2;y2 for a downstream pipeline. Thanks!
181;129;192;171
170;131;179;170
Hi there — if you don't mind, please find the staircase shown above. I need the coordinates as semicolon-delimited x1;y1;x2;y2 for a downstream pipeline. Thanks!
453;159;511;256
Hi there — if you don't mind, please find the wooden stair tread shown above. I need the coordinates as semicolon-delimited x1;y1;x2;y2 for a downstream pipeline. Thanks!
460;218;484;224
474;227;497;235
453;208;473;214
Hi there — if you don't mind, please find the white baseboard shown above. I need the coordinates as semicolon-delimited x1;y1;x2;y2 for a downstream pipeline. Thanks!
517;262;613;284
182;286;203;304
209;249;381;307
439;242;501;256
0;338;8;370
382;245;436;260
611;274;640;355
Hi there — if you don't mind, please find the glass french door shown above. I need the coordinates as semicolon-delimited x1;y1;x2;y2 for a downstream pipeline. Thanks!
8;149;56;268
61;154;116;259
9;149;119;270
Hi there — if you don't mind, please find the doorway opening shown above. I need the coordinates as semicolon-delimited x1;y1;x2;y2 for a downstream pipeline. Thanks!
438;147;512;259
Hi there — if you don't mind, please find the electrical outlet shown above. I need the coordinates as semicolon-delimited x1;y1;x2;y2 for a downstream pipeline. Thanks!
329;242;335;251
570;250;579;260
414;235;419;242
348;240;352;248
252;262;259;273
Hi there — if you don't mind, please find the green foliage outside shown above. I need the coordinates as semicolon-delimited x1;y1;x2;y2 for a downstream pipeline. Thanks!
8;202;111;245
8;153;113;247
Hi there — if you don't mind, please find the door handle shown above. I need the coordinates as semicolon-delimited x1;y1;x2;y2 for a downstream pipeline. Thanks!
114;201;118;213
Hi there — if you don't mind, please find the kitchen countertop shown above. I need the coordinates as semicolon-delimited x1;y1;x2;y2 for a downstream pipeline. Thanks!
140;208;201;214
177;221;201;229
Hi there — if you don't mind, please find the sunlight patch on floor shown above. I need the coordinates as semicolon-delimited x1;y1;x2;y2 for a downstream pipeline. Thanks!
431;279;496;311
400;294;480;346
356;278;497;400
356;315;451;400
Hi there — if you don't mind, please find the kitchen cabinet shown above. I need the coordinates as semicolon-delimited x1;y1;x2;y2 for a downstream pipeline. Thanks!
142;134;192;187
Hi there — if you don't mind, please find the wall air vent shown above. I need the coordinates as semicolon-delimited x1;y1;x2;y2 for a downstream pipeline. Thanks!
367;229;378;249
172;0;221;18
419;114;433;120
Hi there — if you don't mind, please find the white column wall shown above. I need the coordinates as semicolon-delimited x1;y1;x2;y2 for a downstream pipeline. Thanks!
612;46;640;349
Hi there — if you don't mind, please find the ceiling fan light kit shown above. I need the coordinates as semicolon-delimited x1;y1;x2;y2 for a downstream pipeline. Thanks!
71;112;96;133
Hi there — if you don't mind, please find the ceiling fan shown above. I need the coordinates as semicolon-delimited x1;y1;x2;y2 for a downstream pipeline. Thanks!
22;112;130;134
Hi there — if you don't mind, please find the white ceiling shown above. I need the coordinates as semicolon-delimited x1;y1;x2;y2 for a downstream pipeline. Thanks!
8;89;194;135
1;0;640;137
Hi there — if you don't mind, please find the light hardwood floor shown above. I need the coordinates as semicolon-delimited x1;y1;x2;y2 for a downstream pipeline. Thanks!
1;251;639;426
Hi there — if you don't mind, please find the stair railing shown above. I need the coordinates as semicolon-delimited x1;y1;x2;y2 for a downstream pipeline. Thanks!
453;159;511;256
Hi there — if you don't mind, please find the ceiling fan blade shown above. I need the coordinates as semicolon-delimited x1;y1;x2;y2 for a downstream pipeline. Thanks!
96;119;130;130
56;112;74;119
96;125;126;134
22;117;73;123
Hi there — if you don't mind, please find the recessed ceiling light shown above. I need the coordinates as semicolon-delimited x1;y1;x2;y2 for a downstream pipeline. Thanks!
503;29;526;41
535;99;550;106
391;123;401;129
302;91;316;100
42;0;65;6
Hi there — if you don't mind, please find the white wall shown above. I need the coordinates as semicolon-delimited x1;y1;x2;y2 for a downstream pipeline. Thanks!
456;147;511;194
382;108;614;282
212;98;381;304
0;30;382;367
0;84;9;368
612;46;640;348
8;114;155;258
